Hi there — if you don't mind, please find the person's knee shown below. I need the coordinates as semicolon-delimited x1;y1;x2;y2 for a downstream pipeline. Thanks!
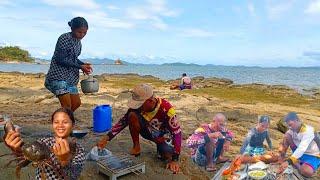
299;164;314;177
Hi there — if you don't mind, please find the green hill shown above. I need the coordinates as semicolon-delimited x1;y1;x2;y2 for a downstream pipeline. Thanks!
0;46;34;63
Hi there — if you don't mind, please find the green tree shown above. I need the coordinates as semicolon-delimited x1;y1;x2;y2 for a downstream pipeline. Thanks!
0;46;34;62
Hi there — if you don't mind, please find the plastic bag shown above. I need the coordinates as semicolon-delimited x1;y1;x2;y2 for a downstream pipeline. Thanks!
87;146;112;161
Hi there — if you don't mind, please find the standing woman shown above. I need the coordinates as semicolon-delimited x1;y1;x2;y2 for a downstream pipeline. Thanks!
45;17;92;112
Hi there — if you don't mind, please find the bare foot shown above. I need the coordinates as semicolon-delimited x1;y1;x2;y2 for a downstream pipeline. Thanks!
130;146;141;156
206;163;217;172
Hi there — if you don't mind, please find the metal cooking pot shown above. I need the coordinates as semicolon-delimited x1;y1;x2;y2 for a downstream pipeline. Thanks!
80;75;99;94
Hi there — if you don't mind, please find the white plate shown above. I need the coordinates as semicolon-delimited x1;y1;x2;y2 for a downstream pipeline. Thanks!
249;161;268;170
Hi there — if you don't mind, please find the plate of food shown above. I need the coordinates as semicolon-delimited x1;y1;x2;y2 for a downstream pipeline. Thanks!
248;170;267;180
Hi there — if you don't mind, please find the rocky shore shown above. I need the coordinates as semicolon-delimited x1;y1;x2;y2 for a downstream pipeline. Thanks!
0;71;319;179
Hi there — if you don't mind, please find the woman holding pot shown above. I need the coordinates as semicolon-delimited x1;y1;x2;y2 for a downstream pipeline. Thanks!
45;17;92;112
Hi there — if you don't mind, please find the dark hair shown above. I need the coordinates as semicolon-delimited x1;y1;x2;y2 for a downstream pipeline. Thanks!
182;73;187;77
51;107;75;124
68;17;88;30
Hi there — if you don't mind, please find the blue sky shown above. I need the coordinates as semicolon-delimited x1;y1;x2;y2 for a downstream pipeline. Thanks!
1;0;320;66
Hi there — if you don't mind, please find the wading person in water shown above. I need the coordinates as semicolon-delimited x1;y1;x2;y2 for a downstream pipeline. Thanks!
45;17;92;112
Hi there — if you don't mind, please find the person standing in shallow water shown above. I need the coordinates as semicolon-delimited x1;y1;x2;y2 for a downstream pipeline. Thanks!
45;17;92;112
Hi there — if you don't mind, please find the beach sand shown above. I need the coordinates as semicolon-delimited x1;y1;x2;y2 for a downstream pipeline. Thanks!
0;72;319;179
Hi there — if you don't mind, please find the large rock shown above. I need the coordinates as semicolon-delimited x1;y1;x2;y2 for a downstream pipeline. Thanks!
276;119;288;134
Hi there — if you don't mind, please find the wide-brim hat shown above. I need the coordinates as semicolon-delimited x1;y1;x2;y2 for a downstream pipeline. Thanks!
127;84;154;109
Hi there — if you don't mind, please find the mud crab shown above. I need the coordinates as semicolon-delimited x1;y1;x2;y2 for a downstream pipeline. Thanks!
1;120;76;179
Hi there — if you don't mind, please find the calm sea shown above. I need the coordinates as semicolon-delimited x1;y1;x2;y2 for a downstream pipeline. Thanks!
0;63;319;92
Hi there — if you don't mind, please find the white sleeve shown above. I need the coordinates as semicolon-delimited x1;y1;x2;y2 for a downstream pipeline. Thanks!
291;128;315;159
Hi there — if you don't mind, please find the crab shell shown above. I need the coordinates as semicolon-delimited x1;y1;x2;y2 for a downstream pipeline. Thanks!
21;141;51;162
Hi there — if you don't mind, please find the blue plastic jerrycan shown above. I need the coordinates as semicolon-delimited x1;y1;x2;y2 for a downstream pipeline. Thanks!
93;105;112;133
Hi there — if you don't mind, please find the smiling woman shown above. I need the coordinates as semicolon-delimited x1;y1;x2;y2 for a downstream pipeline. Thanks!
3;107;86;180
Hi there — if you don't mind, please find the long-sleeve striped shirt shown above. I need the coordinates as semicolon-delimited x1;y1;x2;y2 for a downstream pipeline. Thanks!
46;32;84;85
186;124;234;156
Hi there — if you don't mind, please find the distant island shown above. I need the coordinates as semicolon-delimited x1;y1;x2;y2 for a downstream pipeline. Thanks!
114;58;123;65
0;46;34;63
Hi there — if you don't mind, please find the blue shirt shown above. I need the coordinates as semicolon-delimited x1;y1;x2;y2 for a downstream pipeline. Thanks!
240;128;272;154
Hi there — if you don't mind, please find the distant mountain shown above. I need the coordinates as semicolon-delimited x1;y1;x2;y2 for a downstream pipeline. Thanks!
34;55;204;66
85;58;130;65
161;62;201;66
110;54;185;65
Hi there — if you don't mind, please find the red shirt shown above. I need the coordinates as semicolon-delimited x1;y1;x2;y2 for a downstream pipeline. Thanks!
108;98;182;155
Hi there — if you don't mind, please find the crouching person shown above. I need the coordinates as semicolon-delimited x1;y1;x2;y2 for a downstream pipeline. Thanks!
97;84;182;174
187;113;233;171
278;112;320;177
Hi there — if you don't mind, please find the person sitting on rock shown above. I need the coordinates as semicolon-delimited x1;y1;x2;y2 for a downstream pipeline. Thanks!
278;112;320;177
240;115;272;156
97;84;181;174
179;73;192;90
186;113;233;171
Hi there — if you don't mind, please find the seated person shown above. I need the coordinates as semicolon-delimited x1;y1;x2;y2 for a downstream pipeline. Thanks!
240;115;272;156
186;113;233;171
97;84;181;174
278;112;320;177
179;73;192;90
4;108;86;179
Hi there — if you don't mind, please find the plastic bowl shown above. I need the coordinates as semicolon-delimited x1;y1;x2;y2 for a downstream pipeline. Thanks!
71;129;89;138
248;170;267;180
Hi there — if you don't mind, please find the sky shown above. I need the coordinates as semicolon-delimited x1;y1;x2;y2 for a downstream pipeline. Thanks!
1;0;320;66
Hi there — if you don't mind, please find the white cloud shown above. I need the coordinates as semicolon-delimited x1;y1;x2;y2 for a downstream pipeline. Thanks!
303;51;320;60
146;0;179;17
126;0;179;30
0;0;14;6
0;41;10;47
305;0;320;14
248;3;256;17
181;29;216;38
72;11;134;29
266;0;293;19
106;5;120;11
42;0;99;10
151;17;168;30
